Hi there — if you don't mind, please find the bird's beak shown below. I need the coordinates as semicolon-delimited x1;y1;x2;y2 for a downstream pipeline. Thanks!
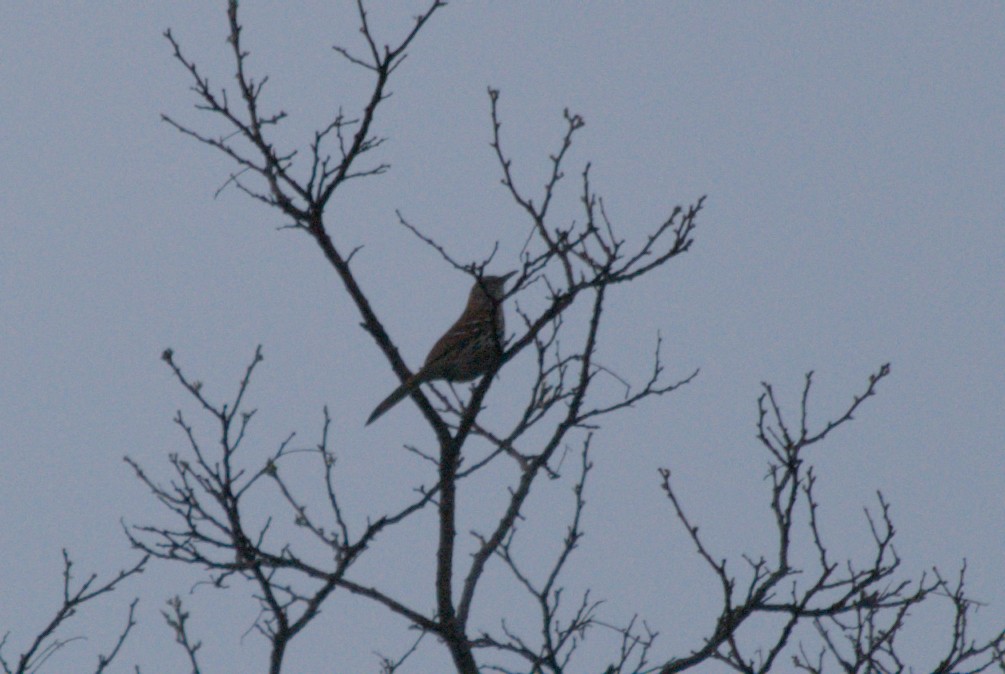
500;270;517;284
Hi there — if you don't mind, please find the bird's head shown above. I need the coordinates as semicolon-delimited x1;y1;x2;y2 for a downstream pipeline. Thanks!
475;271;516;301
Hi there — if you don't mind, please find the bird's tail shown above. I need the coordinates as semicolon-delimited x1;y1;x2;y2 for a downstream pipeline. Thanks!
366;378;418;425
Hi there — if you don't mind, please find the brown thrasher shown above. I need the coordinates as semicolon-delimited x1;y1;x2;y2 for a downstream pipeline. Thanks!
366;272;515;425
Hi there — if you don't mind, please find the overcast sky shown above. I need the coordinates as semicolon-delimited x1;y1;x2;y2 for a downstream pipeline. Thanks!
2;3;1003;673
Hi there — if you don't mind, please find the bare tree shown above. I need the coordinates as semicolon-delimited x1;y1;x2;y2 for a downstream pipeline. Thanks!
658;367;1005;674
118;2;1005;673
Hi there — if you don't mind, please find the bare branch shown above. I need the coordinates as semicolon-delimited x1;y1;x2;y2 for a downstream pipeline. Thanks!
0;552;146;674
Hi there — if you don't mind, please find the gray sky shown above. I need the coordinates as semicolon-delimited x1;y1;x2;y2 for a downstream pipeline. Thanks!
2;3;1003;672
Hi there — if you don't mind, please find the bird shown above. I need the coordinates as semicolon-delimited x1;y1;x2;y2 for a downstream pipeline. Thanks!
366;271;515;425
